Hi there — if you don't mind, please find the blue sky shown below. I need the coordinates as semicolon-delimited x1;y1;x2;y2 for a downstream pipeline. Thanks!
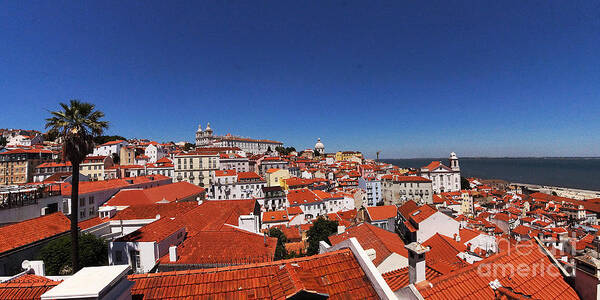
1;1;599;158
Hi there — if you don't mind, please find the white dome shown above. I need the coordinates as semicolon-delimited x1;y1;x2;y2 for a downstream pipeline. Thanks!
450;152;458;159
315;138;324;150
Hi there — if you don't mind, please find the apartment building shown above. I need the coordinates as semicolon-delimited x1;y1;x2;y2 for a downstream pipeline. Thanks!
0;148;53;184
173;151;219;187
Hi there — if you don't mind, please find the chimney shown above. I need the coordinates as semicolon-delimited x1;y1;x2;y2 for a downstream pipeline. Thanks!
365;248;377;261
22;260;45;276
337;225;346;234
169;245;177;262
454;233;460;242
405;242;430;285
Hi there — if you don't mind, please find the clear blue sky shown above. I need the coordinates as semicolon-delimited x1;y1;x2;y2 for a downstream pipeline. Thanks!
1;1;599;158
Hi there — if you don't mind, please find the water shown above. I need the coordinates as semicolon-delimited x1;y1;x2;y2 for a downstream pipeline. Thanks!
381;158;600;191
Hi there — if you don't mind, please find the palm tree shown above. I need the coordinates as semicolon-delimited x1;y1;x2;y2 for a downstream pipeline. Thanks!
45;100;108;273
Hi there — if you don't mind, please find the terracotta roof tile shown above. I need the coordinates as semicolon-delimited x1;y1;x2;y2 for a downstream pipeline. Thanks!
105;182;205;207
329;223;407;266
366;205;397;221
0;213;70;254
409;205;437;224
129;249;378;299
158;227;277;265
417;241;579;300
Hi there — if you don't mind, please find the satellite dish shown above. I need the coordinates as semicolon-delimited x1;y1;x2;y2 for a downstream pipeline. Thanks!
21;260;31;270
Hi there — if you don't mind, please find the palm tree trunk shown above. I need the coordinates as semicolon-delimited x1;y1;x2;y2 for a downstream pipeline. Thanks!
70;161;80;273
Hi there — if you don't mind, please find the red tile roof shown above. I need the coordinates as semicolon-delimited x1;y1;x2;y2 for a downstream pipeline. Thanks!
287;188;322;205
262;210;289;223
35;161;72;168
422;233;468;268
61;179;130;196
366;205;397;221
115;216;185;242
237;171;263;181
417;241;579;300
459;228;482;243
409;205;437;224
129;249;378;299
0;275;61;300
0;213;71;254
111;202;197;220
158;227;277;265
100;139;126;146
329;223;407;266
215;169;237;177
398;200;419;219
286;206;303;215
382;266;443;292
104;182;205;207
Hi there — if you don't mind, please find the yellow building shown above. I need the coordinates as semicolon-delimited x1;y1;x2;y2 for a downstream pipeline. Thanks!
80;156;114;181
0;149;53;184
173;151;219;187
265;168;290;187
335;151;363;162
119;145;136;165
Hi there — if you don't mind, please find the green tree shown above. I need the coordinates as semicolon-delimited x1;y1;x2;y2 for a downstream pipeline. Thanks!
0;136;6;147
93;135;126;145
111;153;120;165
313;150;321;157
36;233;108;275
268;227;288;260
275;146;286;155
460;176;471;190
45;100;108;273
183;142;194;151
306;217;339;255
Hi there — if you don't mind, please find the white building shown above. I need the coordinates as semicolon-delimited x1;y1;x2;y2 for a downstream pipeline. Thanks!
219;153;250;172
381;175;433;205
92;140;129;157
314;138;324;155
401;204;460;244
144;143;167;163
357;177;382;206
195;123;283;154
208;170;265;200
419;152;461;194
6;134;43;147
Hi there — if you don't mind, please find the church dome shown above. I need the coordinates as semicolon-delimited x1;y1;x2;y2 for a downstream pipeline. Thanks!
450;152;458;159
315;138;324;150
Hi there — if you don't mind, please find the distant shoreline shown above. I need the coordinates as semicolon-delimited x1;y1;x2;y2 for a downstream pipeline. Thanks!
380;157;600;191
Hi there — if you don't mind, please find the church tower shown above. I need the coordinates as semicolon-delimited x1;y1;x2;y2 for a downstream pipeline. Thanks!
449;152;460;171
195;124;203;146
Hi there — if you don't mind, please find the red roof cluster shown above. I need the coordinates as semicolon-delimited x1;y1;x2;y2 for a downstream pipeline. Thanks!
329;223;407;266
417;241;579;299
0;213;71;254
129;249;378;299
105;182;205;207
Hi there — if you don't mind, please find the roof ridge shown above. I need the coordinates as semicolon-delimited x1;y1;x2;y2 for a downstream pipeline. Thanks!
129;248;353;279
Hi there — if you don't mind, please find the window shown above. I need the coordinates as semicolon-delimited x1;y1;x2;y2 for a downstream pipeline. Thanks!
79;210;85;218
80;198;85;206
89;197;94;205
130;250;141;271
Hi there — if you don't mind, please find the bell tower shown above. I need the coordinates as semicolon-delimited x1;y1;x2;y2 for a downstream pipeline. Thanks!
449;152;460;171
